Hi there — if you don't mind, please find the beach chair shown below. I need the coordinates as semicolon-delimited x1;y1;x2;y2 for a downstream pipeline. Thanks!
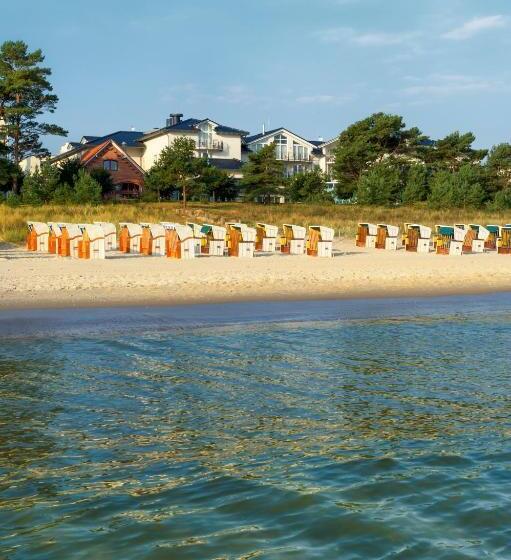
77;224;106;259
26;222;50;252
200;224;226;256
256;223;279;252
59;224;83;258
227;223;256;257
484;225;501;250
307;225;334;257
48;222;63;254
94;222;117;251
466;224;490;253
356;223;378;248
404;224;431;253
119;223;142;254
497;226;511;254
164;223;196;259
376;224;399;250
186;222;206;256
434;225;463;255
281;224;306;254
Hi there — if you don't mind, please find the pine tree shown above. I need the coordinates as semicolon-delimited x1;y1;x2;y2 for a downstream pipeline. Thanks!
73;169;102;204
0;40;67;193
241;143;284;203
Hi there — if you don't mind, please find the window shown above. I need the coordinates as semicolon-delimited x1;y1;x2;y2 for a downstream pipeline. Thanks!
293;141;308;161
198;122;214;148
103;160;118;171
274;133;287;160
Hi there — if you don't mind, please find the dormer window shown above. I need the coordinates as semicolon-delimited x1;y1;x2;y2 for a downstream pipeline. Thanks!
103;160;118;171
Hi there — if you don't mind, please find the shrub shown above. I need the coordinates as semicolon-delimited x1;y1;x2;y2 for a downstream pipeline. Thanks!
73;169;102;204
428;165;486;208
356;161;402;205
492;188;511;210
402;164;429;203
5;191;21;207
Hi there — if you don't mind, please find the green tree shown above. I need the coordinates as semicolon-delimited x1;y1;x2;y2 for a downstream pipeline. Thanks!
21;161;60;204
0;142;20;192
428;164;486;208
197;164;238;201
51;183;73;204
402;164;429;204
492;188;511;210
0;40;67;193
241;143;284;203
485;143;511;194
73;169;102;204
287;168;332;203
425;132;487;171
144;137;204;206
90;168;115;197
332;112;428;199
356;161;403;205
58;158;82;189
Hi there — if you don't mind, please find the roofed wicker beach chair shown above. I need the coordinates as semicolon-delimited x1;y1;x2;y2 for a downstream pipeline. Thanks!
200;224;226;256
164;223;196;259
434;225;463;255
465;224;490;253
307;225;334;257
484;225;501;250
227;223;256;257
94;222;117;251
256;223;279;252
497;225;511;254
48;222;63;254
356;223;378;248
281;224;306;254
77;224;106;259
375;224;399;250
404;224;432;253
59;224;83;258
26;222;50;253
119;223;142;254
186;222;206;256
139;223;166;256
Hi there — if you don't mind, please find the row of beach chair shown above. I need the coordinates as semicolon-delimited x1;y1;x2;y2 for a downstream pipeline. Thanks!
25;221;335;260
356;223;511;255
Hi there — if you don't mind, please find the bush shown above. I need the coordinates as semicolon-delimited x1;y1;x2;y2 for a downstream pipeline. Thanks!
52;183;74;204
73;169;102;204
287;168;332;203
402;164;429;203
428;165;486;208
492;188;511;210
356;161;402;205
5;191;21;207
21;162;61;205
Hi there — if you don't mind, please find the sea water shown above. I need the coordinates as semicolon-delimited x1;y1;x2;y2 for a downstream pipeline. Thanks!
1;295;511;559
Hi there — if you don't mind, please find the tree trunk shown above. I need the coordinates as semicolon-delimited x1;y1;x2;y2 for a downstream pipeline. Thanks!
182;184;187;208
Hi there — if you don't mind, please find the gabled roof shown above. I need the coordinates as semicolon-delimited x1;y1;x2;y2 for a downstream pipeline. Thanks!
208;158;244;171
244;127;317;148
81;135;99;143
140;118;249;142
81;139;145;174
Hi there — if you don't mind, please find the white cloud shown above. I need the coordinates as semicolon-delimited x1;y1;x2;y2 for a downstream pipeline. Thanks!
442;15;507;40
402;74;508;97
316;26;418;46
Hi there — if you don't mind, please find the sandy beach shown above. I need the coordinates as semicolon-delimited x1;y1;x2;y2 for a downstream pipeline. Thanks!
0;239;510;309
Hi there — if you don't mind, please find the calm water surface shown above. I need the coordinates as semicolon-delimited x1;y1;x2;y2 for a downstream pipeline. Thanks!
1;295;511;559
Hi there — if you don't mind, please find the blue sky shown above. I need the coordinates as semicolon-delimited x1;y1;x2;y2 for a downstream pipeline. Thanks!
2;0;511;152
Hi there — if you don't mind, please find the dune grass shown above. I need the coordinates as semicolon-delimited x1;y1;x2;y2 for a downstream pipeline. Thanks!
1;201;510;245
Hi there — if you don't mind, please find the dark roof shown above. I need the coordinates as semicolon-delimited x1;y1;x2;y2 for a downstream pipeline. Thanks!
141;118;249;141
85;130;145;148
244;128;282;144
308;140;324;147
69;142;82;149
208;158;244;171
81;135;99;143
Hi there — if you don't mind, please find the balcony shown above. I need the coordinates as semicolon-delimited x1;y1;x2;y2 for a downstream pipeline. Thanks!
196;139;224;151
276;152;314;162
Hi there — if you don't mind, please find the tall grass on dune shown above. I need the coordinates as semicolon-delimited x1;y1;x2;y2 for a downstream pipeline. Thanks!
1;202;510;245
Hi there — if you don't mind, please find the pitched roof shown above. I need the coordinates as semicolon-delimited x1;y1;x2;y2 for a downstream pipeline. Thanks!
86;130;145;148
244;127;317;148
140;118;249;141
81;135;99;143
81;139;145;174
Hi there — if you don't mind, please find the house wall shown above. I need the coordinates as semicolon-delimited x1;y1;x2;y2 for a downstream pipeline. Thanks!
83;145;144;188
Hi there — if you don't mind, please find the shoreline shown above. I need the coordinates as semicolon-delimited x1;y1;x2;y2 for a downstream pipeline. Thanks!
2;240;511;311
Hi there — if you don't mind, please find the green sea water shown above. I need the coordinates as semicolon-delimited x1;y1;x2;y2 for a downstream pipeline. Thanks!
1;295;511;559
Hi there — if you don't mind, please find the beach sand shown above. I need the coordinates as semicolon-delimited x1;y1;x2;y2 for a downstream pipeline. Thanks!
1;239;510;309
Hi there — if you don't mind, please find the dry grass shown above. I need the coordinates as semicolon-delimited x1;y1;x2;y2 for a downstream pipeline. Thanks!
1;201;510;245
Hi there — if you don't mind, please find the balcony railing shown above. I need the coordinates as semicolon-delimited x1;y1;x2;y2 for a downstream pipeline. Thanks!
276;152;314;162
196;139;224;151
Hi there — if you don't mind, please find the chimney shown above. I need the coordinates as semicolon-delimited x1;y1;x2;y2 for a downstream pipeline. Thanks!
166;113;183;127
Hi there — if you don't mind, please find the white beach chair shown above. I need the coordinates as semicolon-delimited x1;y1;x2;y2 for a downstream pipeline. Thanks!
281;224;306;254
307;225;334;257
119;223;142;254
164;223;196;259
94;222;117;251
404;224;431;253
256;223;279;252
77;224;106;259
356;223;378;248
201;224;227;256
227;223;256;257
26;222;50;253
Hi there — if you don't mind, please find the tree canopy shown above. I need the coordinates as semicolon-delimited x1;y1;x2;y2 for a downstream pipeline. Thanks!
241;143;284;202
0;40;67;192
